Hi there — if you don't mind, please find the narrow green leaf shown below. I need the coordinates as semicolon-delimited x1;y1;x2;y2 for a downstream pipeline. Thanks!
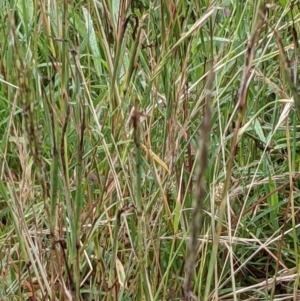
82;6;102;76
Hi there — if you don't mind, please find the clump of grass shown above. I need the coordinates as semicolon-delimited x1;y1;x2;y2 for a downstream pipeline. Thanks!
0;1;300;301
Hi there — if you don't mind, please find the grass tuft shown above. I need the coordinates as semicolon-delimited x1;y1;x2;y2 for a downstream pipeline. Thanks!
1;1;300;301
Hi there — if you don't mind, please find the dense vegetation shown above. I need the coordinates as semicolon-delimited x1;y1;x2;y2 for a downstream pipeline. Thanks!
0;0;300;300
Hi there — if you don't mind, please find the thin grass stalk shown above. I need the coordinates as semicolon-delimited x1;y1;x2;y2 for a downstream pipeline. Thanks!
183;62;214;301
91;1;122;112
74;102;85;299
161;69;171;159
274;30;300;117
42;64;64;298
132;106;144;299
153;237;186;300
268;120;293;300
49;127;59;298
110;2;130;106
69;46;86;298
131;106;152;300
203;12;264;301
123;15;146;97
31;0;48;210
290;116;300;291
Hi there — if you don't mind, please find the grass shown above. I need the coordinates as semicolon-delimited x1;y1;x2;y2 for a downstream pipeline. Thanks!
0;0;300;300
